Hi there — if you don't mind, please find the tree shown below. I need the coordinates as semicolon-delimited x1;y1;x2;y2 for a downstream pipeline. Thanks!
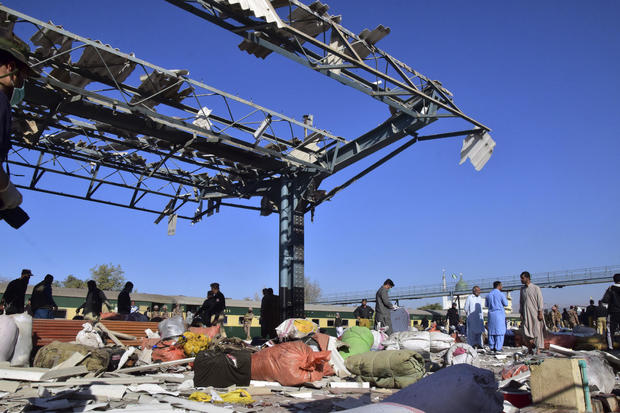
90;263;125;291
61;275;87;289
304;277;322;302
418;302;443;311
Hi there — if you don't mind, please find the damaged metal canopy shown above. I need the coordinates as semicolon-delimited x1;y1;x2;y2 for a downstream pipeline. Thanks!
2;1;492;225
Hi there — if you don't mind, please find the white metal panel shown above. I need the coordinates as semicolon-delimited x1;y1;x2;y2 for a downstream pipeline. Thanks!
459;131;495;171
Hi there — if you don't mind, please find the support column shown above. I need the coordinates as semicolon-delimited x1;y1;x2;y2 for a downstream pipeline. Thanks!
279;176;305;322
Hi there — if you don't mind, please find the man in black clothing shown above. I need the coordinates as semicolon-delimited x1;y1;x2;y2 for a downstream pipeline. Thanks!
447;302;460;331
353;299;374;328
260;288;279;339
117;281;133;316
206;283;225;326
585;299;597;328
1;269;32;314
30;274;57;318
602;273;620;350
76;280;111;320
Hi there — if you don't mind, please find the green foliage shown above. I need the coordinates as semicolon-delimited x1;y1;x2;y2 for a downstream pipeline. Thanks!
61;275;87;289
89;263;125;291
417;302;443;310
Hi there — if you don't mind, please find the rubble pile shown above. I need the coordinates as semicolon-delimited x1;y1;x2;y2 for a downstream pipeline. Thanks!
0;313;619;412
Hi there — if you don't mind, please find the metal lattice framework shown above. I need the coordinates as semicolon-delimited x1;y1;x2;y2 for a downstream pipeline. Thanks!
1;1;492;318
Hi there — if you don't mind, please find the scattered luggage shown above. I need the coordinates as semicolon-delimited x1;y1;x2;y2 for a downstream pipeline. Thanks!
339;326;374;360
345;349;425;389
193;349;252;387
251;340;331;386
34;341;111;372
389;307;410;333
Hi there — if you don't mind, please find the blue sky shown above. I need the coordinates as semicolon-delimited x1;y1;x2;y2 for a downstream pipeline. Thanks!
1;1;619;309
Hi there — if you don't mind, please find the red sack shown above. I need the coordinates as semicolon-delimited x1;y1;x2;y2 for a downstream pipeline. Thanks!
189;325;220;339
501;363;529;380
251;341;331;386
140;337;161;350
152;340;186;362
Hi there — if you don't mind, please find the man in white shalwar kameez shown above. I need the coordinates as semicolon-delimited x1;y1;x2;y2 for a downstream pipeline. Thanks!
519;271;545;354
464;285;485;348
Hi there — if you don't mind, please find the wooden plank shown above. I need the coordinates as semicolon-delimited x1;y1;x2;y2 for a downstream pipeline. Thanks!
35;376;164;387
52;351;90;370
0;367;48;381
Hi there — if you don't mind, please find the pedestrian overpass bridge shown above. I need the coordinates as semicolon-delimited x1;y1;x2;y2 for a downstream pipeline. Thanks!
315;265;620;305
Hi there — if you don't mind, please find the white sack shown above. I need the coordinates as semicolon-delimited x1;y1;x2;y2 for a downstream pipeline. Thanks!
0;315;18;362
76;323;104;348
10;313;32;367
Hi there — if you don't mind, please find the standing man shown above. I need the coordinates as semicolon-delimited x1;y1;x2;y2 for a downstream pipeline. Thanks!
596;300;608;337
519;271;544;354
334;313;344;336
353;299;374;328
568;306;579;328
117;281;133;316
464;285;485;348
550;305;563;332
243;307;253;340
30;274;58;319
602;273;620;350
446;302;460;332
585;299;597;328
375;278;395;333
486;281;508;353
260;288;269;338
0;35;35;214
76;280;111;320
1;269;32;314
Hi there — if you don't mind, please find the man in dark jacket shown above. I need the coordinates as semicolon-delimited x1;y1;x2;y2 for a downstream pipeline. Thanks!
447;302;460;331
76;280;111;320
585;299;597;328
596;300;608;336
353;299;374;328
602;273;620;350
117;281;133;316
375;278;396;333
30;274;57;318
1;269;31;314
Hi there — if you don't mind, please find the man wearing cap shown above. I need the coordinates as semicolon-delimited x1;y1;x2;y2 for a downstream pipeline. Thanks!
0;35;34;212
1;269;32;314
375;278;396;333
30;274;58;319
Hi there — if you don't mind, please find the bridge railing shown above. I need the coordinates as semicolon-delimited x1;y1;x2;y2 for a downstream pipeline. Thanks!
315;265;620;304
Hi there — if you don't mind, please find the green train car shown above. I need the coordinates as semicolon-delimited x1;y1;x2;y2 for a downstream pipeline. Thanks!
0;284;520;337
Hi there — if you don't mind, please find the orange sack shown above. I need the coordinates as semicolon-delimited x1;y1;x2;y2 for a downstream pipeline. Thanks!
251;341;331;386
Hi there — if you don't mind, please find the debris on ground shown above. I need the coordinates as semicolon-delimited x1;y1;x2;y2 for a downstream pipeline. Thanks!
0;315;619;412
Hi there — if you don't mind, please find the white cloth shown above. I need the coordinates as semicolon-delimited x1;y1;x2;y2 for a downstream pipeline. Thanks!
464;294;485;347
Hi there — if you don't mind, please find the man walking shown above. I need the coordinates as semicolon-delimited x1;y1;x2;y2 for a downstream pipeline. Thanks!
375;278;395;333
30;274;57;319
1;269;32;314
602;273;620;350
353;299;374;328
519;271;544;354
464;285;485;348
334;313;344;336
486;281;508;352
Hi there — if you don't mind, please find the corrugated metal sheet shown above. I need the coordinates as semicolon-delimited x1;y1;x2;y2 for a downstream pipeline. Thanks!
129;70;193;109
32;319;159;347
459;131;495;171
220;0;284;28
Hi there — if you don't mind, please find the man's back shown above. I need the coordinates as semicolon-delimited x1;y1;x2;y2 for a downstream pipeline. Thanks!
3;277;27;313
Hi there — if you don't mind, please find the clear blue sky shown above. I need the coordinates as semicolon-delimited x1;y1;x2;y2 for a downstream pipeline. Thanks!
2;1;619;309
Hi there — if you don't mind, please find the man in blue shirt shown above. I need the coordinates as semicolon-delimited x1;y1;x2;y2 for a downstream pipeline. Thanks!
30;274;58;318
0;35;34;212
485;281;508;353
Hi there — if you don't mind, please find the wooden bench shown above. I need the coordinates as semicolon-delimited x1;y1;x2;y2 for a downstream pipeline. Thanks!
32;319;160;347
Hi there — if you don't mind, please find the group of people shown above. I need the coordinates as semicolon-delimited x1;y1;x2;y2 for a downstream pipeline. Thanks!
547;301;608;334
448;271;544;355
